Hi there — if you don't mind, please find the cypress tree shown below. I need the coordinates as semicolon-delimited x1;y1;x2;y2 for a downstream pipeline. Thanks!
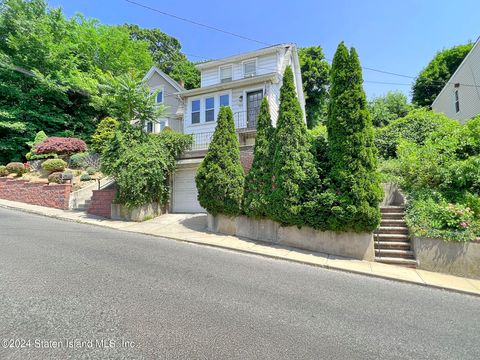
243;97;274;218
327;42;383;232
195;106;245;216
269;66;318;226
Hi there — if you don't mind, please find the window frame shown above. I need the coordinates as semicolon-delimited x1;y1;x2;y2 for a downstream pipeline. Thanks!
191;99;201;124
219;94;230;108
219;65;233;83
205;97;215;122
242;59;257;78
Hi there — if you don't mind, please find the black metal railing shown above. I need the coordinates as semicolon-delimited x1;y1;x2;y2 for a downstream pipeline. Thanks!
234;110;259;130
190;131;214;151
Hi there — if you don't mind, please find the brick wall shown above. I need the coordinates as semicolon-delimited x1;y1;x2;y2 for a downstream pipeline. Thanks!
0;178;72;209
240;149;254;173
87;187;116;218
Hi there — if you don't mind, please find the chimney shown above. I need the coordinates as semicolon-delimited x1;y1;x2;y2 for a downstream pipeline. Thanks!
178;79;185;88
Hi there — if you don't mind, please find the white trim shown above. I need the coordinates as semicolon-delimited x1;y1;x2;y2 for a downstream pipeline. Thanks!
242;58;258;78
185;90;233;127
219;64;233;83
142;66;185;92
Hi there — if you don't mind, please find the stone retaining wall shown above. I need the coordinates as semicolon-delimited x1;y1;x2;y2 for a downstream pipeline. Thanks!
0;177;71;209
87;187;117;218
208;214;374;260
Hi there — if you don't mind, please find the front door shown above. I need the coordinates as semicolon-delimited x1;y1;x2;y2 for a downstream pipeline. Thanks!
246;90;263;128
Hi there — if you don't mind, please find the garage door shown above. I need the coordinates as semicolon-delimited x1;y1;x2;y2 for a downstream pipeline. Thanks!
172;166;205;213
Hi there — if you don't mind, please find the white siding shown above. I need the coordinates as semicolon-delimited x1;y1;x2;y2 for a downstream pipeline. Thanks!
432;41;480;123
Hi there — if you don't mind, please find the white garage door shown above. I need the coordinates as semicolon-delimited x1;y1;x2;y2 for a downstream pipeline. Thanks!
172;166;205;213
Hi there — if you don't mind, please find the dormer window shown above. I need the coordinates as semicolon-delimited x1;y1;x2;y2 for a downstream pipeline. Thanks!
220;65;232;83
243;59;256;78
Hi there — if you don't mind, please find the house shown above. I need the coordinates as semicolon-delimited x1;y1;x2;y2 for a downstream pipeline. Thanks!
432;37;480;123
144;43;305;213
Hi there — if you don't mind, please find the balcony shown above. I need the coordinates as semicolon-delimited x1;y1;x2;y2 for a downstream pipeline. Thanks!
188;110;258;152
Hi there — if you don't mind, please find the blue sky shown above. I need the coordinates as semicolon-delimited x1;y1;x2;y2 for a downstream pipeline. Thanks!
47;0;479;99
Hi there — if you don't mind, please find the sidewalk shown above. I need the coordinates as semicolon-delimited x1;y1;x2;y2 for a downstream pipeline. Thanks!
1;198;479;297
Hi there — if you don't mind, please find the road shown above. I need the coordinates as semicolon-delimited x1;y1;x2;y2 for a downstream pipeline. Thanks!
0;207;478;359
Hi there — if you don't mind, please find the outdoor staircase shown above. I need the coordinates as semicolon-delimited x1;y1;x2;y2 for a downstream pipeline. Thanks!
374;206;417;268
76;199;91;211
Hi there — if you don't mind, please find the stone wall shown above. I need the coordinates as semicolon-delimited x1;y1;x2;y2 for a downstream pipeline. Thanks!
208;214;374;260
240;149;254;173
413;237;480;279
87;187;116;218
0;178;71;209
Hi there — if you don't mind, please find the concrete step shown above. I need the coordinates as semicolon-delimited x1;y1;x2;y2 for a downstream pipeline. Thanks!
377;226;409;235
375;249;414;258
375;233;410;241
381;219;406;227
375;256;417;267
380;206;405;214
381;212;404;220
375;241;411;250
84;199;92;205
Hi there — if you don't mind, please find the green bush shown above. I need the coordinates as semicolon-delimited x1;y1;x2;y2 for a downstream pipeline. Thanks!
243;98;274;218
268;66;318;226
69;152;88;169
324;42;382;232
80;174;91;181
86;166;96;175
195;107;244;216
375;108;456;159
42;159;67;173
48;172;63;184
91;117;120;154
0;165;8;177
6;162;27;176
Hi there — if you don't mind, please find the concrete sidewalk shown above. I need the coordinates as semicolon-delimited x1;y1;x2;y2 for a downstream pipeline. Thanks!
1;198;479;297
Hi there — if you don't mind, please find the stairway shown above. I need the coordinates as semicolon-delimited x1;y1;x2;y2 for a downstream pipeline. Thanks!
374;206;417;268
75;199;91;211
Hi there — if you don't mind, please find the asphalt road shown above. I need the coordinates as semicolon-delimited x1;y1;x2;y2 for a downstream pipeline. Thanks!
0;207;479;359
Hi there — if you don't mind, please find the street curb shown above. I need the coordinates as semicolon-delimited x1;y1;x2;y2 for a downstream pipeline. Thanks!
1;202;479;298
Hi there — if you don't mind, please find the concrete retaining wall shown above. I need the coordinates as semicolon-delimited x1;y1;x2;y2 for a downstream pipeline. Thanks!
208;214;374;260
413;237;480;279
381;183;405;206
111;202;165;221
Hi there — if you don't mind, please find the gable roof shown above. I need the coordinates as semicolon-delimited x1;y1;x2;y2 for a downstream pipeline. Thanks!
142;66;185;92
432;37;480;108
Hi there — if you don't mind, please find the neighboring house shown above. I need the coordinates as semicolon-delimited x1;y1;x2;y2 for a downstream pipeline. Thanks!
142;66;185;132
432;37;480;123
144;43;305;213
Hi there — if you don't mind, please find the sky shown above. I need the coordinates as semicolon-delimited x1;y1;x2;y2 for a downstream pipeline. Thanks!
47;0;480;100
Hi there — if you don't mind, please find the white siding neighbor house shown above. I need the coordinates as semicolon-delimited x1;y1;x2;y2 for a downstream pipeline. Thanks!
144;44;305;213
432;38;480;123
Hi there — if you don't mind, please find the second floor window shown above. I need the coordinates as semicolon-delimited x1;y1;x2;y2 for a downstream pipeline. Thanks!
220;65;232;83
156;90;163;103
191;100;200;124
205;97;215;122
455;90;460;113
243;60;256;78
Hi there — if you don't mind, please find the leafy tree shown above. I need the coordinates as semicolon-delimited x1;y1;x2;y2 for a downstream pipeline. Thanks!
243;98;274;218
412;43;473;107
298;46;330;128
327;42;382;232
124;24;200;89
90;117;119;154
368;91;412;127
269;66;318;226
195;107;244;216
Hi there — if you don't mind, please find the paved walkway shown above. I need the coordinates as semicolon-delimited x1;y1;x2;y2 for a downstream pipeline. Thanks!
1;198;479;297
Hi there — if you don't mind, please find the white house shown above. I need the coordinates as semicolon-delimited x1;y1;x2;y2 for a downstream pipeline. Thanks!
432;38;480;123
144;43;305;213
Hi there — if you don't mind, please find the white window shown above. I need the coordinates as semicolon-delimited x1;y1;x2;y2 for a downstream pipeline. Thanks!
205;97;215;122
220;65;232;83
156;90;163;103
191;100;200;124
219;94;230;107
455;90;460;113
243;59;256;78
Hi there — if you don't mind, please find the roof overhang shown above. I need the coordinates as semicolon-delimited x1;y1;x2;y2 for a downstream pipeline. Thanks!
176;72;279;97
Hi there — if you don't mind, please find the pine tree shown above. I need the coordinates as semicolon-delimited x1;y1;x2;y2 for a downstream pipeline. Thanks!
195;106;245;216
269;66;318;226
327;42;382;232
243;98;274;218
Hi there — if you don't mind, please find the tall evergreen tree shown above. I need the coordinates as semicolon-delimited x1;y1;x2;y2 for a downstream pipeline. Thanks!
327;42;382;232
243;98;274;218
269;66;318;226
195;106;244;216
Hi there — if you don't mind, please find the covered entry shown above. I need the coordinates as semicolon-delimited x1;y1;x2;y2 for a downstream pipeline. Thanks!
172;163;205;213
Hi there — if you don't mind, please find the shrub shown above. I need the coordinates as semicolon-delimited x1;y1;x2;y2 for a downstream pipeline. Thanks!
25;131;48;160
243;98;274;218
325;42;382;232
6;162;27;176
91;117;120;154
42;159;67;173
195;107;245;216
48;172;63;184
86;167;96;175
80;174;91;181
69;152;88;169
268;66;318;226
375;108;456;159
35;137;87;155
0;165;8;177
